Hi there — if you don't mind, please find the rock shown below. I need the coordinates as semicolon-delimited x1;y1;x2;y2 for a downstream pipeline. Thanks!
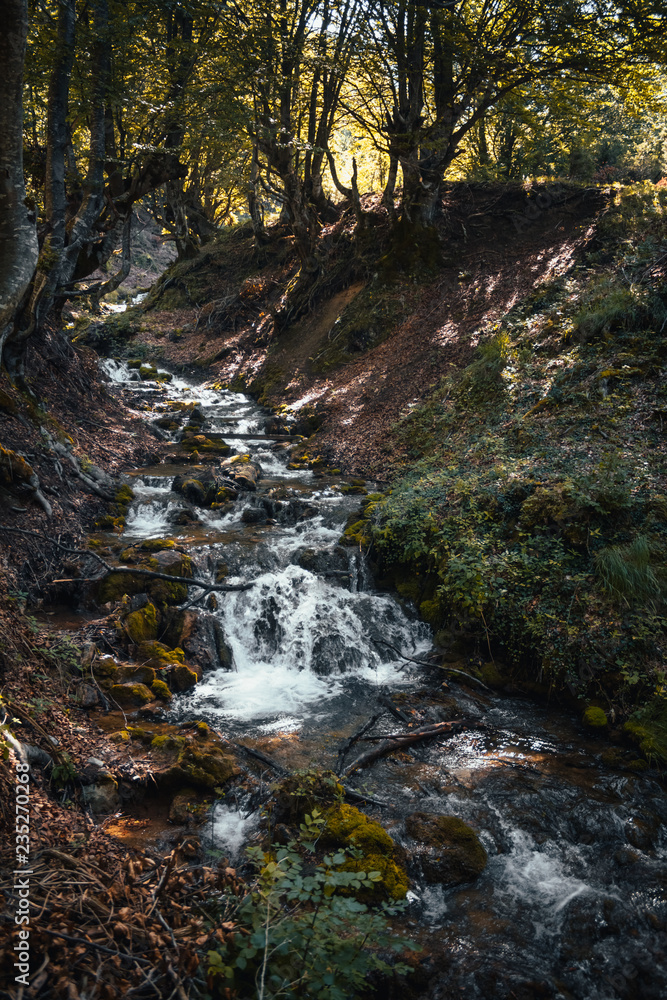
117;664;157;686
405;812;487;886
125;602;160;644
169;788;203;824
221;458;261;491
109;682;155;707
583;705;608;729
166;664;199;691
241;506;267;524
136;641;184;666
151;679;172;701
87;757;106;768
163;610;234;673
78;683;99;708
22;744;53;769
321;803;409;901
82;775;119;814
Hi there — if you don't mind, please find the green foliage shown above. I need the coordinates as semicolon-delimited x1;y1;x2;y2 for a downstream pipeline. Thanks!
51;752;76;788
362;183;667;712
205;811;414;1000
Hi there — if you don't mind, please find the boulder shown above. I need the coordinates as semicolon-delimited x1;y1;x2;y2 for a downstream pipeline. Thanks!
169;788;203;824
241;506;267;525
163;610;234;673
405;812;487;886
109;682;155;708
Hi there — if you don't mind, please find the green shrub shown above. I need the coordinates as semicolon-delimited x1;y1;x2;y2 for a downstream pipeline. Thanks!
205;811;414;999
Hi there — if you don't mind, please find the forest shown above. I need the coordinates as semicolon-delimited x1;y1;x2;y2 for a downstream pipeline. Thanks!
1;2;667;999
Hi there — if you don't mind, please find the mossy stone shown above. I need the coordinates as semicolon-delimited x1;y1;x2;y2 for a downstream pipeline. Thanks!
117;664;156;686
170;664;198;691
583;706;608;729
138;640;185;665
125;602;159;644
109;682;154;707
322;803;408;900
151;679;172;700
405;812;487;886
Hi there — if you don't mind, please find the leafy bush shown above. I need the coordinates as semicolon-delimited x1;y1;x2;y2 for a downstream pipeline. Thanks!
205;811;414;1000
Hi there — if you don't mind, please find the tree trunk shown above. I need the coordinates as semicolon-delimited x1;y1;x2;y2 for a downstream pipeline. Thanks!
0;0;38;357
381;154;399;223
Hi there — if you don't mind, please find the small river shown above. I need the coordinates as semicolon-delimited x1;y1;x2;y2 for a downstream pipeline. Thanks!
102;359;667;1000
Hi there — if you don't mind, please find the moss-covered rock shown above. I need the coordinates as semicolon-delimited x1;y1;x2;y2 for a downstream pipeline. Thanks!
583;705;608;729
169;788;203;824
139;538;176;552
322;803;408;900
125;602;159;644
405;812;487;886
117;664;156;686
109;682;154;708
137;640;185;665
151;679;172;701
168;664;198;691
623;699;667;764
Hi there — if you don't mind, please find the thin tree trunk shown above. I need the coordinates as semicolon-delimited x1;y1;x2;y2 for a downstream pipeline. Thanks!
0;0;38;357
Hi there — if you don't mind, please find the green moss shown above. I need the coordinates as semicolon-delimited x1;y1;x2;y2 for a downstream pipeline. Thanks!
109;682;154;707
138;640;185;664
151;734;187;752
139;538;176;551
481;662;506;688
405;812;487;885
151;679;172;701
115;485;135;506
583;706;608;728
623;699;667;764
110;730;130;743
175;746;238;790
419;597;446;628
322;804;408;900
125;603;159;644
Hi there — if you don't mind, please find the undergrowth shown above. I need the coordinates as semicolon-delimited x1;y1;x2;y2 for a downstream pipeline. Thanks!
365;182;667;743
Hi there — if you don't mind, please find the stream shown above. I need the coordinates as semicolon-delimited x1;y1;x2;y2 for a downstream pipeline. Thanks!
101;359;667;1000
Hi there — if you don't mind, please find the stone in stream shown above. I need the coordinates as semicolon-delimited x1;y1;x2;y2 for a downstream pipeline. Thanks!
405;812;488;886
163;609;234;673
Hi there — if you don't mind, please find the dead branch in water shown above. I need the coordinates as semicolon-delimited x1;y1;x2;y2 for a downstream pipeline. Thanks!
372;637;492;691
342;719;481;777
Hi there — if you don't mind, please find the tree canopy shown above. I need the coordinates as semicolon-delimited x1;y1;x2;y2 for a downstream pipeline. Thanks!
0;0;665;369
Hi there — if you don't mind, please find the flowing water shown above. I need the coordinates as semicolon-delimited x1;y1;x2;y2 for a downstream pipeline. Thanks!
102;359;667;1000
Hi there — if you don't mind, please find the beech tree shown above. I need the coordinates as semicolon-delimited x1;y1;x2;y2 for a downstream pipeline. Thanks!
348;0;664;229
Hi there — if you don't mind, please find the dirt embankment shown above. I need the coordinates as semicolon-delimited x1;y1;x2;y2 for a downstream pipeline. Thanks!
126;182;608;476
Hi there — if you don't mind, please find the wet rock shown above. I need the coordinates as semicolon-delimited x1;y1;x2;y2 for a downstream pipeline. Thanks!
241;506;267;524
125;602;160;644
165;664;199;691
172;469;218;506
221;457;261;491
163;610;234;672
117;664;158;686
405;812;488;885
321;803;409;901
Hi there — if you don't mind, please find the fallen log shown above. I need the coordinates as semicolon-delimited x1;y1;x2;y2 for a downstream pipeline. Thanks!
335;711;384;774
342;719;478;777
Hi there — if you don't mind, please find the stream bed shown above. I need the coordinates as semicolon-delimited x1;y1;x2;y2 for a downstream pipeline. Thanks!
102;359;667;1000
